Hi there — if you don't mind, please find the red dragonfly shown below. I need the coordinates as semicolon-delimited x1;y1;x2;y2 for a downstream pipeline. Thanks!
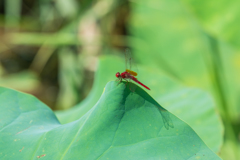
115;49;150;90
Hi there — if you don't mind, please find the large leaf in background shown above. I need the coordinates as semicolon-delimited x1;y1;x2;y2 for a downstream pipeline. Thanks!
128;0;240;121
128;0;211;87
183;0;240;48
0;82;220;159
56;55;223;153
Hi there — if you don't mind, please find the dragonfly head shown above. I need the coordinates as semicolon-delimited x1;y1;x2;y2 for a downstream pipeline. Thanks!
116;72;121;78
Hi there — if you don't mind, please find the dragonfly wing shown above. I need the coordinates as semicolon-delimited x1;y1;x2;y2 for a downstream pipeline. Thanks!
126;69;138;76
125;48;139;76
125;48;132;71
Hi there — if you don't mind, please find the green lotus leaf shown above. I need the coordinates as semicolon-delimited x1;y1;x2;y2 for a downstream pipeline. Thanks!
0;81;220;159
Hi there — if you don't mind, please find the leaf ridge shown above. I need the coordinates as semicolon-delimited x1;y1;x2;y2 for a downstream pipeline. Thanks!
96;104;126;160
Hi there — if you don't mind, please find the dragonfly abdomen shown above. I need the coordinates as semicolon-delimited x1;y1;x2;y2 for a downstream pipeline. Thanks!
131;77;150;90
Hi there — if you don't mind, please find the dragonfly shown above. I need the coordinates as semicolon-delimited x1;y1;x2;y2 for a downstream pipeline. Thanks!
115;49;150;90
115;49;173;130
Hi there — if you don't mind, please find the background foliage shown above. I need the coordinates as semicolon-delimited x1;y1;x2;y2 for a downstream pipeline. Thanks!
0;0;239;159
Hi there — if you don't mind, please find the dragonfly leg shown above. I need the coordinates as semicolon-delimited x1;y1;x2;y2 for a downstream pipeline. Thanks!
128;82;134;92
117;78;122;85
125;80;135;92
125;79;129;87
124;80;133;92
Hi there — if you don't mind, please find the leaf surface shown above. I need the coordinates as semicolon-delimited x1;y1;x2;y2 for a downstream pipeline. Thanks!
0;82;220;159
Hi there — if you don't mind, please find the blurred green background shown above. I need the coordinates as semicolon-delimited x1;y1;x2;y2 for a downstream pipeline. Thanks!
0;0;239;159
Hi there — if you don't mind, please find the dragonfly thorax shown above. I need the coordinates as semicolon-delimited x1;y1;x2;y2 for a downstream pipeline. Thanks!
121;72;127;78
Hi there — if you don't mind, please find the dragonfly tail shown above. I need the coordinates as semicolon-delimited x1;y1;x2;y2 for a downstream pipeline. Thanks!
132;77;150;90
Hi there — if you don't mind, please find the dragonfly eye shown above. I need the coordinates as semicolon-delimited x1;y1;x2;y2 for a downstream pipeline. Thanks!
116;72;120;78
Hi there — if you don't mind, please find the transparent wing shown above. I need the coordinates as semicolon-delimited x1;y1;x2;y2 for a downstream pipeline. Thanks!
125;48;132;70
125;48;138;76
